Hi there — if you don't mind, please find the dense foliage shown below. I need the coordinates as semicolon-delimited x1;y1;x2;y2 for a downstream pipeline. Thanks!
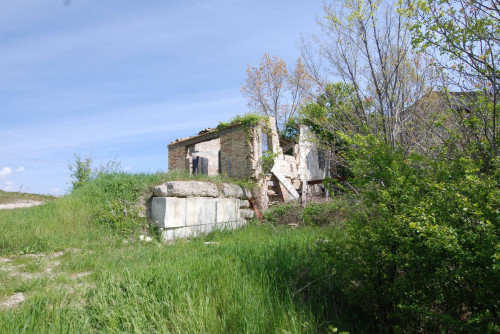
265;135;500;332
334;135;500;331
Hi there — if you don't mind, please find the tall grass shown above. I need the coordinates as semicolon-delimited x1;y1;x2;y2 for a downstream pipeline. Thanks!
0;172;357;333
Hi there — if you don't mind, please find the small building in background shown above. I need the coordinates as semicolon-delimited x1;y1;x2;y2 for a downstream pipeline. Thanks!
167;116;328;210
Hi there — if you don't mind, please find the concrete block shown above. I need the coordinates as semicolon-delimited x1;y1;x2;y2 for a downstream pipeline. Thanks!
153;181;219;198
240;209;254;220
162;227;190;240
216;198;240;223
151;197;186;228
239;200;250;208
185;197;216;226
222;183;244;198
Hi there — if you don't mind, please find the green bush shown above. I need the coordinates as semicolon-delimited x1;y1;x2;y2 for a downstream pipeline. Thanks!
263;202;302;225
302;200;362;227
264;199;363;227
323;134;500;332
94;199;142;234
260;135;500;332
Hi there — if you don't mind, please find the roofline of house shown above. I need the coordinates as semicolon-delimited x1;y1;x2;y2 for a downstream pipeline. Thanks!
167;122;245;148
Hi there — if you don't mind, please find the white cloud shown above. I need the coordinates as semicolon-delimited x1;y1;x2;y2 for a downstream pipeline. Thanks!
15;166;25;173
0;167;12;178
51;188;61;194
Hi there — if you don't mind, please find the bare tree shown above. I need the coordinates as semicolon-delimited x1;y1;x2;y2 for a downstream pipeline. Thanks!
242;54;313;130
301;0;437;147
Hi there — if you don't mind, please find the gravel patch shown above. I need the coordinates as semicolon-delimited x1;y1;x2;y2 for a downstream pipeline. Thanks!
0;201;44;210
0;293;25;309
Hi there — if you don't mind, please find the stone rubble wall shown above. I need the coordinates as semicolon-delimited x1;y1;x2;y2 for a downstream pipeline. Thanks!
151;181;254;241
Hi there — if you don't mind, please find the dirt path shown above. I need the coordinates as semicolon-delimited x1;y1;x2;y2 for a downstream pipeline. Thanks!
0;200;44;210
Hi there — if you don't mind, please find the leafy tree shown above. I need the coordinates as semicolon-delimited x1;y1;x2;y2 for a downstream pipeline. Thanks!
68;153;122;191
404;0;500;170
68;153;93;190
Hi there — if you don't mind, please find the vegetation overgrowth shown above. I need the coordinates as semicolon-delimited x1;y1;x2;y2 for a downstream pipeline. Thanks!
1;160;499;332
0;172;354;333
1;0;499;330
216;113;266;132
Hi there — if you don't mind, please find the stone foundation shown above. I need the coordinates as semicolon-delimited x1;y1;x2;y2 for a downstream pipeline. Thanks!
151;181;254;241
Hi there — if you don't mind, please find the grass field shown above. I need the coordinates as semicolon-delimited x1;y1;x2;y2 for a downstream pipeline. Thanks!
0;173;355;334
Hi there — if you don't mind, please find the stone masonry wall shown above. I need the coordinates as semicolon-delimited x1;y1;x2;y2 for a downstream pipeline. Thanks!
151;181;254;241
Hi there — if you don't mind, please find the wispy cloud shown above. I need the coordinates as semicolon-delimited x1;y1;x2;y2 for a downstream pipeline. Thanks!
2;93;245;156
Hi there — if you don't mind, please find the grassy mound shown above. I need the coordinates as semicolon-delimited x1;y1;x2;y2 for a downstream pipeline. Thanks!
0;172;354;333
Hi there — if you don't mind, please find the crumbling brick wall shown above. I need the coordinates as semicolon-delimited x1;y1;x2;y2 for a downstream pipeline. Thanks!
219;126;253;179
168;144;186;171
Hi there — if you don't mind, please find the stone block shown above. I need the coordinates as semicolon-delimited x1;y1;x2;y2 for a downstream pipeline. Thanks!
151;197;186;228
230;219;248;229
239;200;250;208
216;198;240;223
153;181;219;198
185;197;216;226
242;187;252;199
222;183;244;198
161;223;221;241
240;209;254;220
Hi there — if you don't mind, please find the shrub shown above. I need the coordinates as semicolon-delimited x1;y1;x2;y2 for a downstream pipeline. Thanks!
94;199;143;234
302;199;362;227
263;202;302;226
264;198;364;227
68;153;122;191
327;134;500;332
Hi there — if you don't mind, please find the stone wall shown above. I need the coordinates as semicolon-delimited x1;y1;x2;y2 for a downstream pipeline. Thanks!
151;181;254;241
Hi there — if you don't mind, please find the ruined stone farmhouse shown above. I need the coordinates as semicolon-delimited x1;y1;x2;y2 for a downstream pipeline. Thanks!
167;116;327;211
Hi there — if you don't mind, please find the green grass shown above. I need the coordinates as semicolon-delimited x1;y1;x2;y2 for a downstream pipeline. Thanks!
0;172;357;333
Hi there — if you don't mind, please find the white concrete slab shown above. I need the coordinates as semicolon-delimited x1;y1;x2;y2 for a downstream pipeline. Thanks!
216;198;240;223
151;197;186;228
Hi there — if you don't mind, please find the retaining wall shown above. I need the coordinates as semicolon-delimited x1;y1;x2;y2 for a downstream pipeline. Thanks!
151;181;254;241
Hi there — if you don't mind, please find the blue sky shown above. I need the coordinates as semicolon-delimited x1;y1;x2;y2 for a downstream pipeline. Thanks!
0;0;323;195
